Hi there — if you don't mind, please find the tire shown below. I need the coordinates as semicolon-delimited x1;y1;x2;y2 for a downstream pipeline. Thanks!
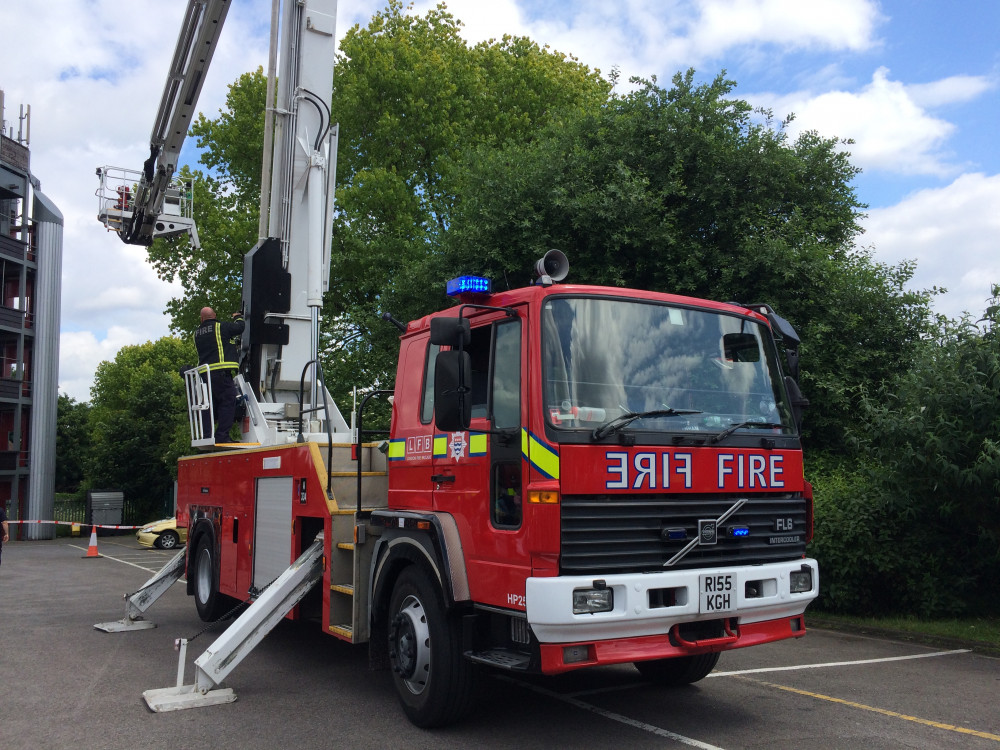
193;534;226;622
157;530;180;550
387;567;478;727
634;652;721;686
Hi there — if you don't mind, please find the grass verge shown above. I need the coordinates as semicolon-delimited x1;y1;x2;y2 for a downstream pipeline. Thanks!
809;613;1000;656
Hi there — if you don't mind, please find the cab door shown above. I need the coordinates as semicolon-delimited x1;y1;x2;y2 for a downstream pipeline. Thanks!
431;311;528;610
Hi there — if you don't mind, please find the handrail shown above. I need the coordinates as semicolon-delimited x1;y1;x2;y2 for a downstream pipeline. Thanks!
297;358;335;497
355;389;393;513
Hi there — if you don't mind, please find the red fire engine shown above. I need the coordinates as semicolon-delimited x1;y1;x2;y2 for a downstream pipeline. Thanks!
94;0;817;729
177;251;818;727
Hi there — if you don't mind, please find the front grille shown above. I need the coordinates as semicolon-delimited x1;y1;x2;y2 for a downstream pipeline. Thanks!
560;493;808;575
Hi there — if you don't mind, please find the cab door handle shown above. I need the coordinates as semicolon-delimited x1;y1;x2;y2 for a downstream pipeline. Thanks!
430;474;456;483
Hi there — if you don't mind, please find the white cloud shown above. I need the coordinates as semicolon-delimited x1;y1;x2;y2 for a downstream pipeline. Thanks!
751;68;993;177
862;173;1000;320
59;325;168;402
907;74;997;108
689;0;883;57
406;0;884;84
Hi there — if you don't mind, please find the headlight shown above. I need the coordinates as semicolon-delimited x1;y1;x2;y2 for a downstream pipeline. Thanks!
573;586;614;614
789;566;813;593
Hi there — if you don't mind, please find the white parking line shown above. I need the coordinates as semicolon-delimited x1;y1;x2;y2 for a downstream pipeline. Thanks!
709;649;971;677
500;676;728;749
562;649;973;702
68;543;161;574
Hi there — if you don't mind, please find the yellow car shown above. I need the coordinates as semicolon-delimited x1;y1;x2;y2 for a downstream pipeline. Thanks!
136;518;187;550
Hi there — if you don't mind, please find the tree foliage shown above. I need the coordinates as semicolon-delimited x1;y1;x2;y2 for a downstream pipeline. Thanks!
811;287;1000;616
56;394;90;494
441;71;935;450
145;2;611;409
87;337;195;519
325;0;611;400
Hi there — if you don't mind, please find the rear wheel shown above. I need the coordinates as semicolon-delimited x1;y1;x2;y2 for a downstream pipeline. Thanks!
157;530;179;550
193;535;226;622
634;652;720;686
387;567;478;727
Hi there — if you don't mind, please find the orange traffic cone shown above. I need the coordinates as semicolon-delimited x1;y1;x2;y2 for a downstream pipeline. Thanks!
83;526;101;558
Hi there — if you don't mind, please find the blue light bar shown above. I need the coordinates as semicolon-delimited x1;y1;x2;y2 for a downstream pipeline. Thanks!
728;525;750;538
447;275;492;297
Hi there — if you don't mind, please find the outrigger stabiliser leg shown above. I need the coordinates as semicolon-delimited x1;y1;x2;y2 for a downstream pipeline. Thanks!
94;547;187;632
142;533;325;711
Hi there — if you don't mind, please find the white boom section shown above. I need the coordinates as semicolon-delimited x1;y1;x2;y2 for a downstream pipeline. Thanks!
96;0;231;248
143;534;325;711
257;0;339;407
94;548;187;632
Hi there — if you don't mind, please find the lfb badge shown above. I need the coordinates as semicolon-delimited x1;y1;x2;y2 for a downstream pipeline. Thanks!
449;431;468;460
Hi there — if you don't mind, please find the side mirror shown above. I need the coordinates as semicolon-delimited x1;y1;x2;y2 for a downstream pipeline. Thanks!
430;317;471;348
768;312;801;380
434;349;471;432
784;375;809;433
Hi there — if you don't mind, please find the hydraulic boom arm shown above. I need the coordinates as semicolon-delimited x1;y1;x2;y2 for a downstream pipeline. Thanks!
96;0;232;249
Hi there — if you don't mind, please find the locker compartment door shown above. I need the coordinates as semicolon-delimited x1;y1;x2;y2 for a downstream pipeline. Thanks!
253;476;293;590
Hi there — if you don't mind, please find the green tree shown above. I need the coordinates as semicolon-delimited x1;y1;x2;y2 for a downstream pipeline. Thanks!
441;71;934;451
811;287;1000;616
56;394;90;494
327;2;609;403
147;2;610;411
87;337;196;520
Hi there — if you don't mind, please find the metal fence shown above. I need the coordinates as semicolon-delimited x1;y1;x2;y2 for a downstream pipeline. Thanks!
52;492;173;527
53;496;86;524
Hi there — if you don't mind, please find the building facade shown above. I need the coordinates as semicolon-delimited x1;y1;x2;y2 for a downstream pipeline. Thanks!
0;91;63;540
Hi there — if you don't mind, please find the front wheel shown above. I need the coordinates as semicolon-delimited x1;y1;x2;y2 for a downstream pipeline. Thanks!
634;652;721;686
157;530;179;550
387;567;478;727
193;535;226;622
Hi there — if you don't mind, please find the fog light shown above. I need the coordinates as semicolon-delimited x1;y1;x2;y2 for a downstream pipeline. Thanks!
573;587;614;614
789;566;813;593
563;645;590;664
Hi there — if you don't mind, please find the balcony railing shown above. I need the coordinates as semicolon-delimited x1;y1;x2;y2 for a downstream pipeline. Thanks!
0;305;25;328
0;234;26;261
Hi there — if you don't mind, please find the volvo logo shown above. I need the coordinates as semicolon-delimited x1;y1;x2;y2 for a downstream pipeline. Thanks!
699;520;718;545
664;498;748;567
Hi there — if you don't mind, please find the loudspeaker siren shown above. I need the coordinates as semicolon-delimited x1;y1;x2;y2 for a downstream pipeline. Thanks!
534;249;569;284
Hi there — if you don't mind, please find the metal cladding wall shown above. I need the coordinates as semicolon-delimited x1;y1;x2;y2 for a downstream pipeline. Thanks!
26;189;62;540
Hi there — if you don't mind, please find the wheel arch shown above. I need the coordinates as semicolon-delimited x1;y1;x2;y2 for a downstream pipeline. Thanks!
367;511;471;666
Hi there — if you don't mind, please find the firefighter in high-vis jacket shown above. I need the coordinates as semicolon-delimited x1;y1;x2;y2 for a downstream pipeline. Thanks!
194;306;245;443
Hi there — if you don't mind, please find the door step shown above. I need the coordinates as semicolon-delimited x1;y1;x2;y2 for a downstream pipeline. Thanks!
329;624;353;640
465;648;531;671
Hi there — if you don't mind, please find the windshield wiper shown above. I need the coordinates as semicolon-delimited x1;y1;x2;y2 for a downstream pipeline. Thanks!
592;409;702;441
709;420;785;445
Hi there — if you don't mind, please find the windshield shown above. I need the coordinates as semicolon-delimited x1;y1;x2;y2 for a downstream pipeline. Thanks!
541;296;794;436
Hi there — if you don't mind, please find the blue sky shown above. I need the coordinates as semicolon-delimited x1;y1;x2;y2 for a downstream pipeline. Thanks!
2;0;998;401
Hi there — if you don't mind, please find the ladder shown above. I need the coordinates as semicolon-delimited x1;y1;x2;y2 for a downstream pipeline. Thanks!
323;441;387;644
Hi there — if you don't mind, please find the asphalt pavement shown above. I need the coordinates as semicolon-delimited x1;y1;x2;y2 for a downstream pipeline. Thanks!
2;536;997;749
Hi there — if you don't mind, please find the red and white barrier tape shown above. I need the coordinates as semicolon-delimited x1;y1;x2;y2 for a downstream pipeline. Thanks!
6;520;146;530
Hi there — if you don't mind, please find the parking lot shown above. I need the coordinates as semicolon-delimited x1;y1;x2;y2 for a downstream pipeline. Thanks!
2;536;997;749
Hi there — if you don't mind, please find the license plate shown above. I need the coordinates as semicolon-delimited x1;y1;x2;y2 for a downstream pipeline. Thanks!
699;573;736;614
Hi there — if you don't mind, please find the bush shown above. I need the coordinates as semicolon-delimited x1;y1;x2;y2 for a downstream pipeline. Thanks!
808;289;1000;617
